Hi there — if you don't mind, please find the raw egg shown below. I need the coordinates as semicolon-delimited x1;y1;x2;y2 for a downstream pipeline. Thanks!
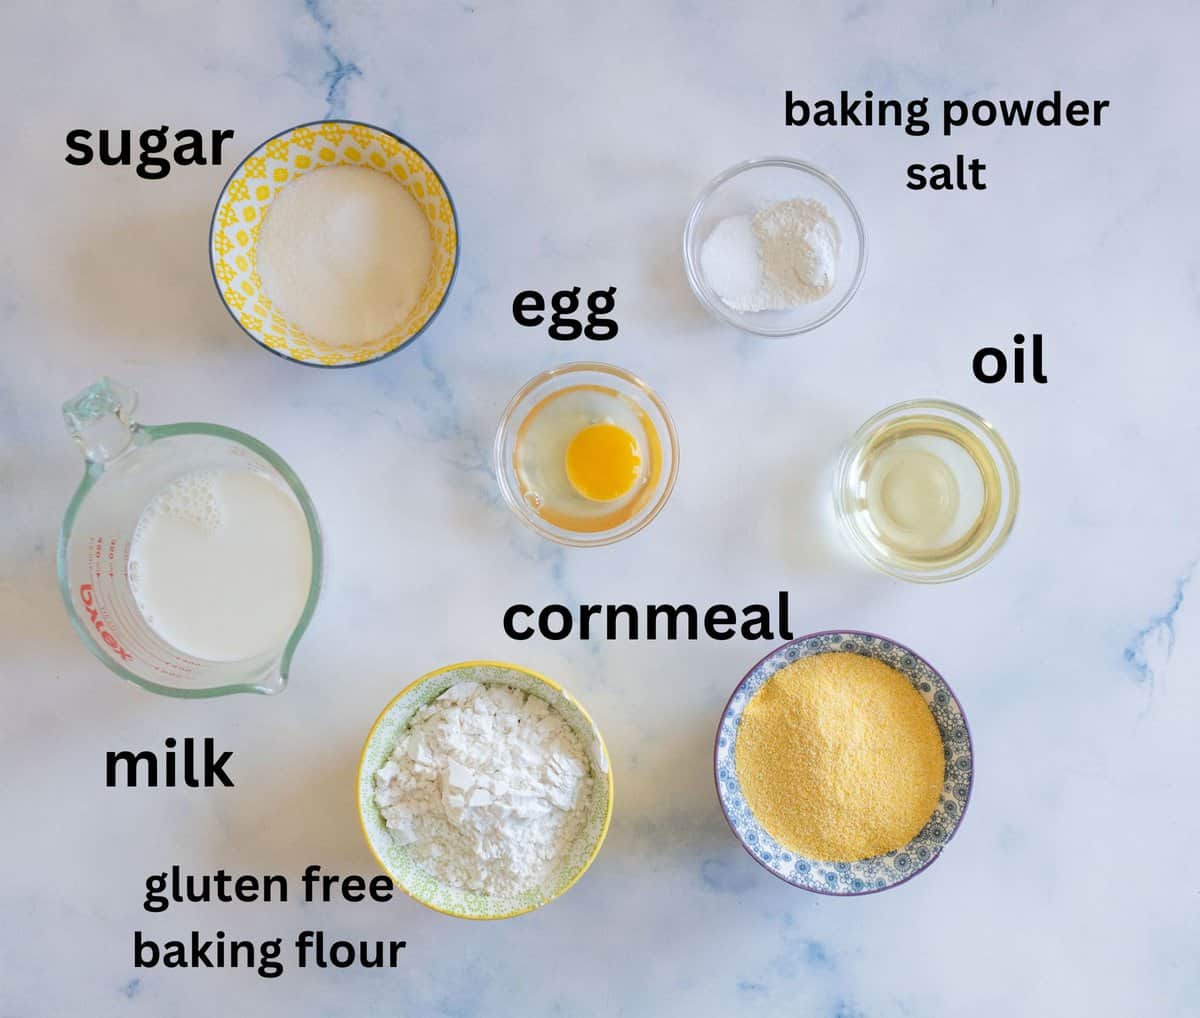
565;424;641;502
514;385;661;533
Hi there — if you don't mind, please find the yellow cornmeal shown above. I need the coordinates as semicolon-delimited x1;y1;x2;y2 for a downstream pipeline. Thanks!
735;652;944;862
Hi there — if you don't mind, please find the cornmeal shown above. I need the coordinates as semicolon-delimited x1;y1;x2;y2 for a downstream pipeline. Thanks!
735;652;944;862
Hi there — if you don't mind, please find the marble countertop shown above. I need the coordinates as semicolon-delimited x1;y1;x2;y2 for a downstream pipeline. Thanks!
3;1;1198;1015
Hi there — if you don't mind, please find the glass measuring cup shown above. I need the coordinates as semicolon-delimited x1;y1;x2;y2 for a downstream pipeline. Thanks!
57;378;323;698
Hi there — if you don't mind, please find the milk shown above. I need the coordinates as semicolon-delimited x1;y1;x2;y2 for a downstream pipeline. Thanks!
128;468;313;661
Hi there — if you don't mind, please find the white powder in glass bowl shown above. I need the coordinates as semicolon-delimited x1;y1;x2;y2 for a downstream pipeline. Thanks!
701;197;840;312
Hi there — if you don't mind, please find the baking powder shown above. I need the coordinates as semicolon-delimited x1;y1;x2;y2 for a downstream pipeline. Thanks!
701;197;840;312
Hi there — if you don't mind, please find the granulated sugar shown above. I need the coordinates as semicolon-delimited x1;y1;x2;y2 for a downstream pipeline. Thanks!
373;682;594;897
255;165;433;347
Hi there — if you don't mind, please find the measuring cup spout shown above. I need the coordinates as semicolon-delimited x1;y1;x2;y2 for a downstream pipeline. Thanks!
262;579;321;695
63;378;140;465
259;666;287;696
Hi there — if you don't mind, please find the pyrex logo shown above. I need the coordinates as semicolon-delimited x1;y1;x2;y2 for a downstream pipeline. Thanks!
79;584;133;661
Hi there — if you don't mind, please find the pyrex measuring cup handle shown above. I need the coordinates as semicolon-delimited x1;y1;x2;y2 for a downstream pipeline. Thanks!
63;378;140;464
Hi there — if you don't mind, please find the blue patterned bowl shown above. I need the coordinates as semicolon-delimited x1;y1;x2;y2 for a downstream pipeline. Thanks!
714;631;973;895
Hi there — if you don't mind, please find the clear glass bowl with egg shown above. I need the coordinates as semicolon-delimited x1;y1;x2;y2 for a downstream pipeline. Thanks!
683;157;867;336
834;399;1019;582
494;363;679;547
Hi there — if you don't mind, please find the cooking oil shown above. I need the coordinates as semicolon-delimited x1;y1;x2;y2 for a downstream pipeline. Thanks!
841;413;1005;572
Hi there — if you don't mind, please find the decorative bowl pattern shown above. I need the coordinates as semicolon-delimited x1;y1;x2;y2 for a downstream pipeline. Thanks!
209;119;458;367
715;631;973;895
357;661;613;920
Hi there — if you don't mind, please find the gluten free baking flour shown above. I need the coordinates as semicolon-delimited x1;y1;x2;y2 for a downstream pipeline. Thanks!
700;198;840;312
373;682;594;897
255;165;433;347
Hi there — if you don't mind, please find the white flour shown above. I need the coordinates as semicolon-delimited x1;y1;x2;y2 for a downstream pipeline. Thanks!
701;197;840;311
373;682;594;897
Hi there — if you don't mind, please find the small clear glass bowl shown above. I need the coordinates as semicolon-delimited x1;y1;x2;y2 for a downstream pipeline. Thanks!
494;363;679;547
683;157;868;336
833;399;1019;583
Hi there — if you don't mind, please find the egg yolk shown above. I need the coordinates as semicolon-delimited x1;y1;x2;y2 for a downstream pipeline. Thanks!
564;424;641;502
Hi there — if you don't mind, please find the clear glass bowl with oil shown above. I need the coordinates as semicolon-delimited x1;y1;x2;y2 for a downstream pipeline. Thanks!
834;399;1018;583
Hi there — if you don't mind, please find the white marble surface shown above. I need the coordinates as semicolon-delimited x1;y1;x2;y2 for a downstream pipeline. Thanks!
3;1;1199;1014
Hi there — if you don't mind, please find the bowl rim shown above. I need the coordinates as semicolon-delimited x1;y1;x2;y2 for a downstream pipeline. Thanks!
833;398;1020;583
356;659;615;920
492;361;680;547
713;629;974;896
207;117;460;369
682;155;869;337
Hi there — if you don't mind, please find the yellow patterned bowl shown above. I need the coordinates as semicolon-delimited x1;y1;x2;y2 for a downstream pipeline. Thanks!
209;119;458;367
357;661;614;920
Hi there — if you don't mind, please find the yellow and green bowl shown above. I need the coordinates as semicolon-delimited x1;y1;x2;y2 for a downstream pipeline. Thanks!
209;119;459;367
357;661;614;920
